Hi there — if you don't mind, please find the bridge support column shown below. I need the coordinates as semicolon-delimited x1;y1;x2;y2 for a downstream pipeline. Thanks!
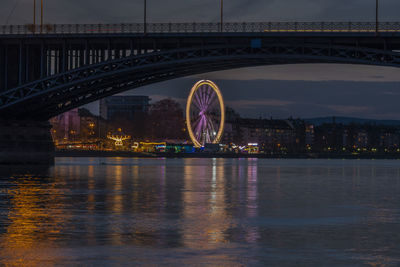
0;120;54;165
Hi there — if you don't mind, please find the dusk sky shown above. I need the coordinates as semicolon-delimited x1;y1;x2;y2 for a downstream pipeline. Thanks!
2;0;400;119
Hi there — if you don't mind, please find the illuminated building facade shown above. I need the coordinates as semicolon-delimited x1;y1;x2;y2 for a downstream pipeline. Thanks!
50;108;81;141
312;123;400;152
223;118;297;152
305;124;315;148
100;96;150;120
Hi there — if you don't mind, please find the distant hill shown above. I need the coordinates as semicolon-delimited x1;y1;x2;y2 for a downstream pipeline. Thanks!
304;117;400;126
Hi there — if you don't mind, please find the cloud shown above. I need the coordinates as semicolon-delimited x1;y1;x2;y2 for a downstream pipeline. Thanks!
193;64;400;82
113;77;400;120
382;91;400;96
323;104;374;114
85;78;400;120
2;0;400;24
226;99;294;109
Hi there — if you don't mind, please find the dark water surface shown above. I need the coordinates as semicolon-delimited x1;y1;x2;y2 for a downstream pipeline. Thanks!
1;158;400;266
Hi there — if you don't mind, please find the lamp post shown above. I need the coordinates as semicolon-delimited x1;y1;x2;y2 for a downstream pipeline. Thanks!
220;0;223;32
40;0;43;32
376;0;379;34
144;0;147;34
33;0;36;33
41;0;43;33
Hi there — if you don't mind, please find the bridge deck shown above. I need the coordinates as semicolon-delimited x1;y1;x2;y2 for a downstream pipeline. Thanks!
1;22;400;35
2;31;400;39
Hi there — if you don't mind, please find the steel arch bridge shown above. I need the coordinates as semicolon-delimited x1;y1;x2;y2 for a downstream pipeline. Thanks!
2;43;400;120
1;22;400;120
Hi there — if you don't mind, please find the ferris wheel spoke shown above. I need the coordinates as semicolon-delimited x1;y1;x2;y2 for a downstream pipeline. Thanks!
191;116;203;133
199;88;207;110
203;119;212;141
193;116;206;139
203;91;212;108
192;94;202;109
192;113;202;124
208;93;218;108
199;86;207;109
204;86;212;106
206;116;217;137
202;85;209;109
210;116;221;136
210;90;217;104
194;92;203;110
193;119;202;137
206;125;213;143
192;101;201;112
199;118;209;142
196;87;203;108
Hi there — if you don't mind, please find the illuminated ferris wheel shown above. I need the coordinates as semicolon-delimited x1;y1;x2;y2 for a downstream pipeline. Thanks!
186;80;225;148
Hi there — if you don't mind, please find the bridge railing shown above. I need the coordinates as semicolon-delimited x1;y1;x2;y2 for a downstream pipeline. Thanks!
2;22;400;35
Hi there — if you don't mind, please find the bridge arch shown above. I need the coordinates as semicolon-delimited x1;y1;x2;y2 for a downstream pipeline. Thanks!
1;43;400;120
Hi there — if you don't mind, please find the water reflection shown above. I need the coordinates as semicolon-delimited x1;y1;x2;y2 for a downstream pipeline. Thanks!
246;158;259;243
182;158;231;248
0;158;399;265
0;170;68;265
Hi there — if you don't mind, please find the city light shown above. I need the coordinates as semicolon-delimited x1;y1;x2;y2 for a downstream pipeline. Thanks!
49;105;400;156
107;128;131;146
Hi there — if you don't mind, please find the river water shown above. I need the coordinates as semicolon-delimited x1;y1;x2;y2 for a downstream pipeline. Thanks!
0;158;400;266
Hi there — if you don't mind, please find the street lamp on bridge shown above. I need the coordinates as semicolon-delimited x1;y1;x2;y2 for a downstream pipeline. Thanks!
376;0;379;34
33;0;36;31
40;0;43;33
220;0;223;32
144;0;147;34
32;0;44;34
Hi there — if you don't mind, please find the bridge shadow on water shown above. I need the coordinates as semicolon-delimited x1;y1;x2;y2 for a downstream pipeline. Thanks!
0;165;52;179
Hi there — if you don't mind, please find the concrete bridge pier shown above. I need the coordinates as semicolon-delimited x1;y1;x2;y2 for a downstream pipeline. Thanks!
0;120;54;165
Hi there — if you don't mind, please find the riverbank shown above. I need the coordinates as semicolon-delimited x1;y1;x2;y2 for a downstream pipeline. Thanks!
55;150;400;159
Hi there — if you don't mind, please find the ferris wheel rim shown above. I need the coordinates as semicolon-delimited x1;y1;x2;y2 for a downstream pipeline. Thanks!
186;80;225;148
